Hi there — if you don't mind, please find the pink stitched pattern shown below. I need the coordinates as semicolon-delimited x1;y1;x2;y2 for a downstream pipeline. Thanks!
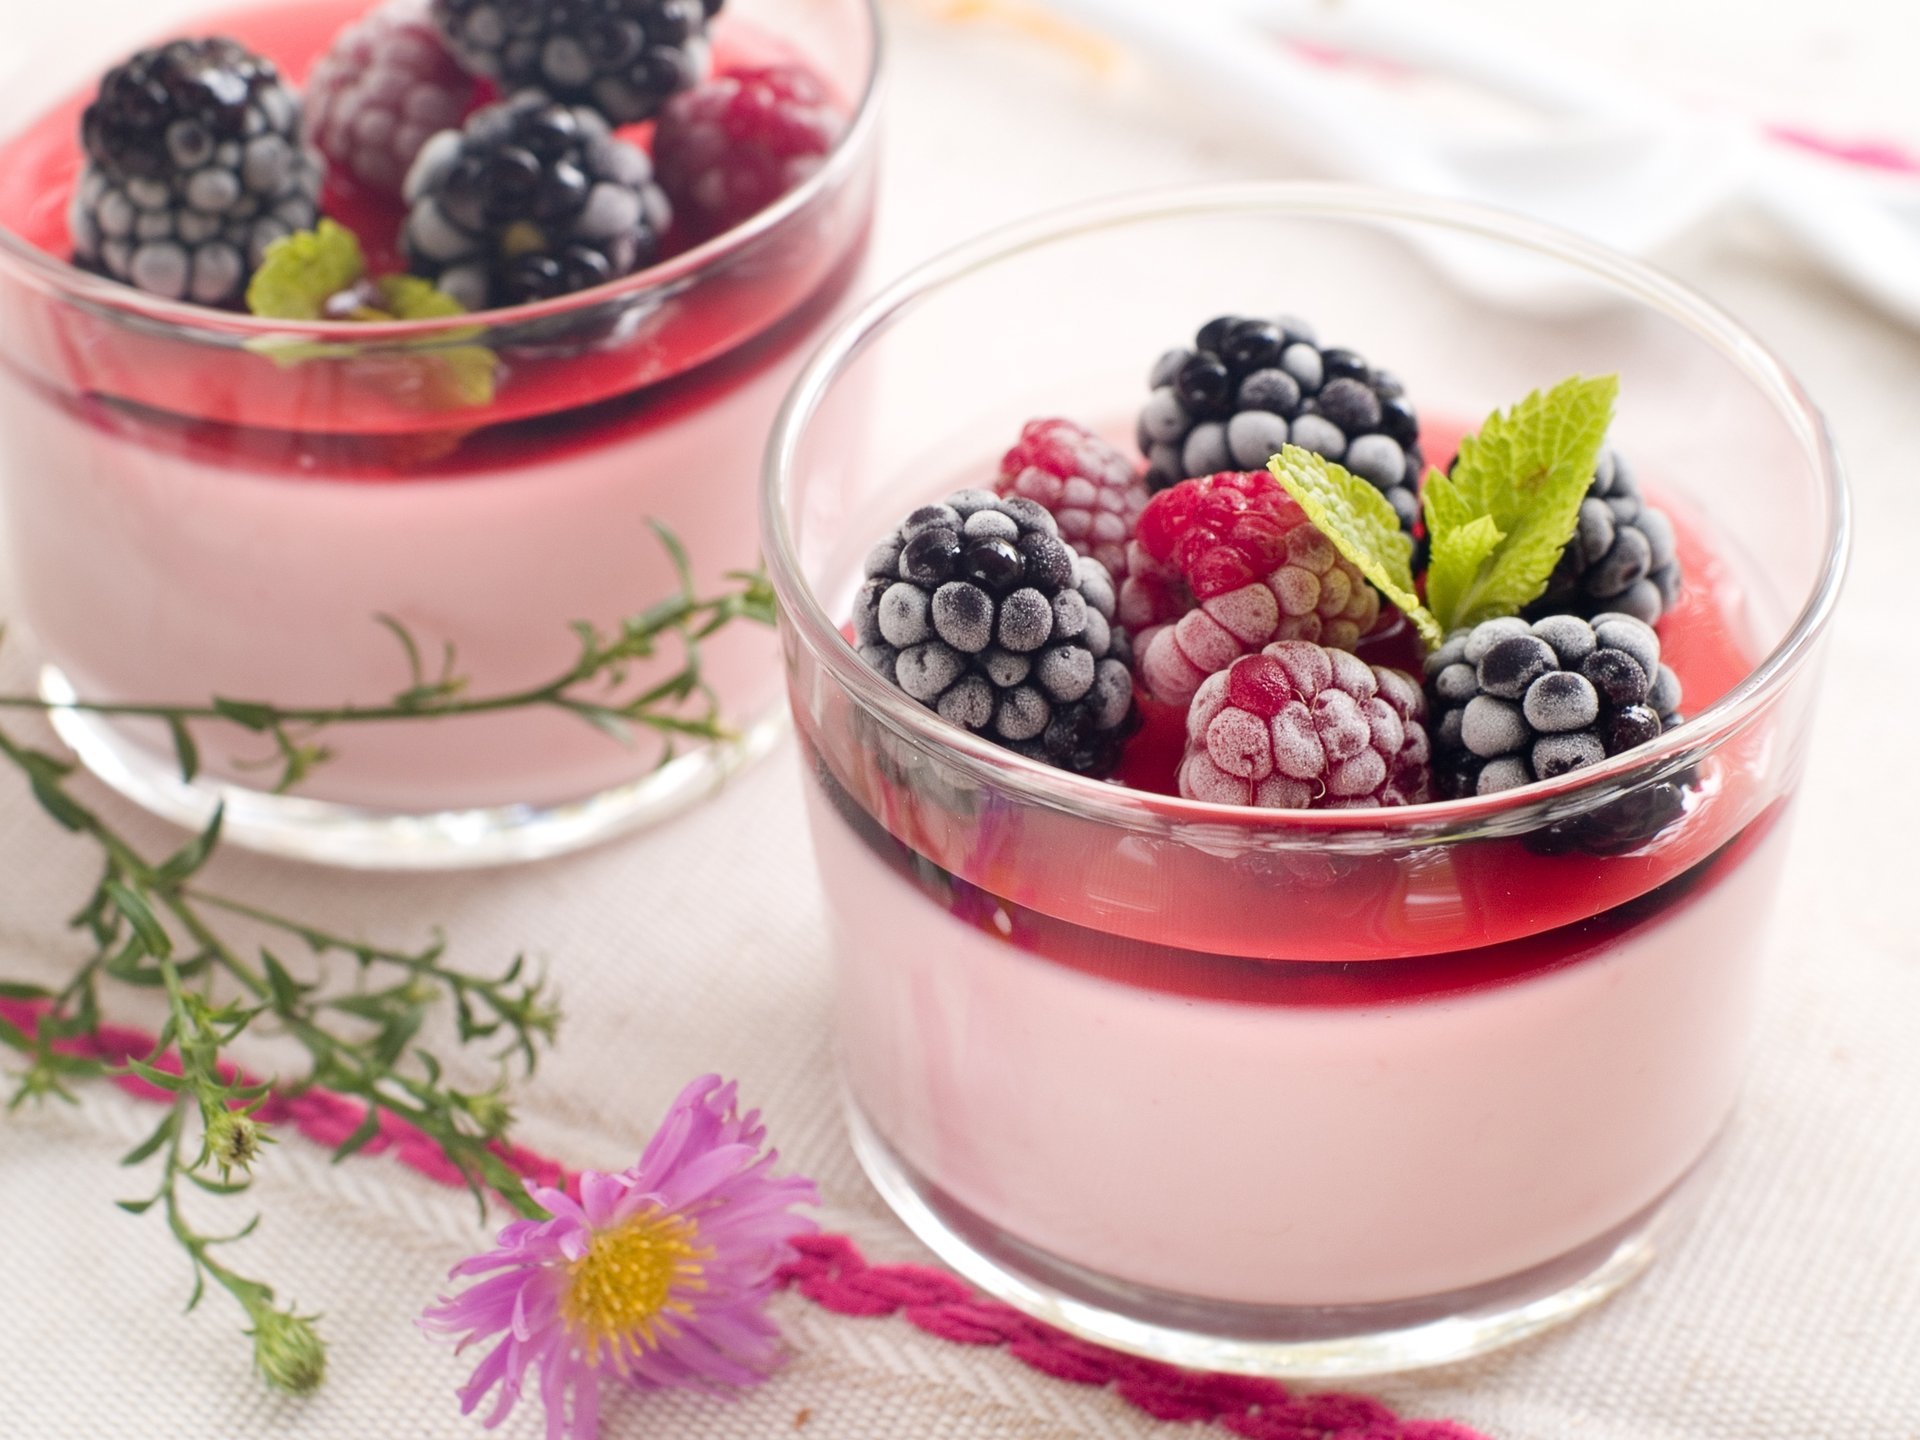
781;1233;1486;1440
1;998;1487;1439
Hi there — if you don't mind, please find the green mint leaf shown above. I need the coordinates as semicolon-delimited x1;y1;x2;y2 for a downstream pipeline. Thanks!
1423;374;1617;632
372;277;499;407
372;274;464;322
1421;485;1504;629
1268;445;1442;648
244;235;498;409
245;220;366;321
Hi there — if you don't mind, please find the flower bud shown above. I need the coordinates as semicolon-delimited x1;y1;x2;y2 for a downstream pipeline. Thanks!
207;1110;263;1175
249;1306;326;1395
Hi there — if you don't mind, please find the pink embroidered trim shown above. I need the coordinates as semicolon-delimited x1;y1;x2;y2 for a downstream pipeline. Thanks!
1;998;1486;1439
781;1233;1487;1439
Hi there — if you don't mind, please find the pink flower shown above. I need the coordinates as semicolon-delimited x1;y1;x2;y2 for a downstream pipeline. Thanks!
420;1076;818;1439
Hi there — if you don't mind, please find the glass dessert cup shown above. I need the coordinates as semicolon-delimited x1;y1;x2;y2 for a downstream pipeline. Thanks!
0;0;880;869
763;186;1848;1376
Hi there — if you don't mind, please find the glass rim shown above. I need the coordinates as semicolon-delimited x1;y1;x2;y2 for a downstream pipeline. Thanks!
762;181;1852;839
0;0;885;341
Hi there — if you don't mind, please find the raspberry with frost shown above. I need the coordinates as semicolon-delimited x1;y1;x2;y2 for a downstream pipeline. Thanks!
306;0;481;199
1120;470;1381;705
1178;639;1430;809
994;419;1148;580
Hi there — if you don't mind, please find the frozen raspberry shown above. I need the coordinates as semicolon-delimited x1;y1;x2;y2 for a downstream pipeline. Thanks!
1528;449;1683;625
1121;471;1382;706
402;92;670;310
70;37;323;305
993;419;1149;581
852;490;1137;776
1179;640;1430;809
432;0;720;126
306;0;482;199
652;63;843;240
1138;314;1423;538
1425;611;1683;801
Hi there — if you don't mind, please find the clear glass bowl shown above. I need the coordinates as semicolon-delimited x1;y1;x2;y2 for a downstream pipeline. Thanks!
763;185;1848;1375
0;0;881;869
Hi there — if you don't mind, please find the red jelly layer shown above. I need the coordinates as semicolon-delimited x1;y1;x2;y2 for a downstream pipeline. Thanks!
807;743;1786;1007
802;487;1770;964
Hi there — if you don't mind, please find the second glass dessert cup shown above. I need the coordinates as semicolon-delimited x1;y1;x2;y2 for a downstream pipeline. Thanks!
763;186;1847;1375
0;0;880;869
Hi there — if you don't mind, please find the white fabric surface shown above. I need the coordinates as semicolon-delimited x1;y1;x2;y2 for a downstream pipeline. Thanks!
3;2;1919;1437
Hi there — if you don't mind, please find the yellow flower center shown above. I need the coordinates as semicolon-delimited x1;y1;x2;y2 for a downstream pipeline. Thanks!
559;1208;709;1351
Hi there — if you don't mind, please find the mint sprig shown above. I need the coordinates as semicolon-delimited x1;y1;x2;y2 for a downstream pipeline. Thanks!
1269;373;1618;651
1421;374;1618;632
244;223;499;408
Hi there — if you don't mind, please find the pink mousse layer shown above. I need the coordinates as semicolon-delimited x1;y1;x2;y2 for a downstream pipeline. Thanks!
810;779;1782;1307
0;346;810;810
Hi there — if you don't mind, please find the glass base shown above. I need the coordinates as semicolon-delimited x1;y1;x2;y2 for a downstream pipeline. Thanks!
40;665;787;871
846;1098;1715;1378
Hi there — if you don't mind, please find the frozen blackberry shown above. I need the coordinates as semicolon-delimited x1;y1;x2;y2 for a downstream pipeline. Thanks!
652;63;843;241
1425;612;1683;804
1180;640;1430;809
306;0;482;198
994;419;1148;581
852;490;1137;777
1529;449;1683;625
431;0;720;126
1137;314;1424;535
70;37;323;305
401;92;671;311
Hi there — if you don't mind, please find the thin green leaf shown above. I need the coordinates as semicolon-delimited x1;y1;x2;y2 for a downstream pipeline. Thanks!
187;1171;256;1197
260;950;307;1014
26;777;90;832
563;703;636;747
121;1110;182;1167
649;520;696;598
167;717;201;784
157;807;225;885
120;1058;187;1092
331;1109;383;1163
103;883;172;960
211;697;277;732
375;614;427;690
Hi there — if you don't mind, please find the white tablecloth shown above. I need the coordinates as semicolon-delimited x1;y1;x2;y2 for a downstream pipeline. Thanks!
3;3;1918;1437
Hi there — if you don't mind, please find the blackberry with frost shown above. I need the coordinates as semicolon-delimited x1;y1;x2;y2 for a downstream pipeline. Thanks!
1425;612;1683;802
402;92;671;311
1180;640;1430;809
994;419;1149;582
852;491;1137;777
306;0;482;199
1528;449;1683;625
432;0;720;126
1120;470;1381;706
653;63;843;241
1138;314;1424;536
70;37;323;306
